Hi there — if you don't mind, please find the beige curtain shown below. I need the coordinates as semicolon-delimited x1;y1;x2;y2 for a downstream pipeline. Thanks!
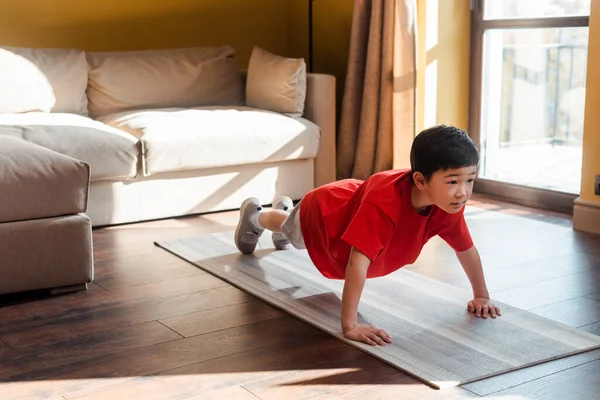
337;0;417;180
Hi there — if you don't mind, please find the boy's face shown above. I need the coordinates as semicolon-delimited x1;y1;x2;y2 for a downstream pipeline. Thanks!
417;166;477;214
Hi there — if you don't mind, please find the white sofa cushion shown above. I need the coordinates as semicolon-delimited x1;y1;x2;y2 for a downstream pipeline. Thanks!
86;46;244;118
0;113;139;182
98;106;321;176
0;47;89;115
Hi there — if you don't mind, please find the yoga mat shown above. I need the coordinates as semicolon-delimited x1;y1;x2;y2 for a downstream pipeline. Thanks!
155;231;600;389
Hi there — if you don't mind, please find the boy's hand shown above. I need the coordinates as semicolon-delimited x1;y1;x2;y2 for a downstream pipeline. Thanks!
468;298;502;318
343;324;393;346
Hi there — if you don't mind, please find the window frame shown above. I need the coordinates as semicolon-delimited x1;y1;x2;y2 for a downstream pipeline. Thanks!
468;0;590;213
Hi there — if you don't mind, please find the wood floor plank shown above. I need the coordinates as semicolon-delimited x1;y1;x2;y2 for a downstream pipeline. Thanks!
444;250;600;292
0;273;228;335
160;299;285;337
0;321;182;380
180;385;260;400
92;212;238;248
186;386;259;400
92;244;190;275
461;349;600;396
0;338;10;356
585;290;600;300
482;358;600;400
461;211;572;248
458;207;600;267
156;231;600;389
406;227;599;286
64;381;258;400
0;285;257;349
90;213;238;267
492;268;600;310
3;379;255;400
578;321;600;336
0;317;317;400
63;333;349;400
473;231;600;269
529;296;600;328
93;260;205;290
240;349;413;400
339;380;478;400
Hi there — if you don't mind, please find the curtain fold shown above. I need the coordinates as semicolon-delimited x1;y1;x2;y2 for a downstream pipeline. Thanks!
337;0;417;180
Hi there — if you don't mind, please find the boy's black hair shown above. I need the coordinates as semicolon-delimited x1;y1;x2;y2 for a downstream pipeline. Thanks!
410;125;479;181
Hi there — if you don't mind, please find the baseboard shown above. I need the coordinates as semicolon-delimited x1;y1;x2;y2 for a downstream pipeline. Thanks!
474;179;576;214
573;198;600;235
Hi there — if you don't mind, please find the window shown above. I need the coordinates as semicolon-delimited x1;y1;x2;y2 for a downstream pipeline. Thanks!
469;0;590;211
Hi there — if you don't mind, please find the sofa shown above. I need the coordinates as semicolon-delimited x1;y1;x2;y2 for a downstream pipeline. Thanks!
0;45;336;227
0;136;93;295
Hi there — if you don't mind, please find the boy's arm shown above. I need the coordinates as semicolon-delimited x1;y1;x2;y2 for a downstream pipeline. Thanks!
456;245;502;318
455;245;489;299
341;246;371;332
340;246;393;345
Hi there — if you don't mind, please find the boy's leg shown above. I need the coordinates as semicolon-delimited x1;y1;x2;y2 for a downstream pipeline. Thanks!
281;199;305;250
271;196;294;250
235;197;289;254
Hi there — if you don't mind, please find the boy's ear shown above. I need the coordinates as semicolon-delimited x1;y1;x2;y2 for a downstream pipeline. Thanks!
413;171;426;189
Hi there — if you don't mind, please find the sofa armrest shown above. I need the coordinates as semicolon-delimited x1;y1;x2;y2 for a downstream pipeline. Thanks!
305;73;336;187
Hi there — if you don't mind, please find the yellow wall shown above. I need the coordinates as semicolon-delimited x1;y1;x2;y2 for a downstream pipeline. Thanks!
304;0;354;120
287;0;310;61
286;0;354;121
0;0;353;93
416;0;471;133
0;0;288;68
581;0;600;203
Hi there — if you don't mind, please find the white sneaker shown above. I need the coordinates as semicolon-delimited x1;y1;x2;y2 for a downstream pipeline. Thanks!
271;196;293;250
234;197;265;254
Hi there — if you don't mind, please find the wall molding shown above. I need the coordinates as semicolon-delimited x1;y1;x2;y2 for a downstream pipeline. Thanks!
573;198;600;235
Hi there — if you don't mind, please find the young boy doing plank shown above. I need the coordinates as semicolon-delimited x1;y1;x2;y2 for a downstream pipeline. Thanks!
234;125;501;346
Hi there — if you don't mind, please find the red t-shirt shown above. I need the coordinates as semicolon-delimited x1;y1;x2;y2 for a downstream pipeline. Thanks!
299;169;473;279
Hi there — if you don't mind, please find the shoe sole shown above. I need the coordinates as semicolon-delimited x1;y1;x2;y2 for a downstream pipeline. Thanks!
235;197;261;254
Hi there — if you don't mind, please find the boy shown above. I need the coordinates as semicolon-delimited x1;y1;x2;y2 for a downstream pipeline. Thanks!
234;125;501;347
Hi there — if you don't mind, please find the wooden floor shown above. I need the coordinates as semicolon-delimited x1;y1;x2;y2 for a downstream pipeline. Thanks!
1;194;599;399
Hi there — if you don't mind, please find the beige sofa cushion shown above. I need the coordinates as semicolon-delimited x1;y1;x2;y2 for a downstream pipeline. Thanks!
87;46;244;118
245;46;307;117
98;106;321;176
0;113;139;182
0;136;89;223
0;46;89;115
0;214;93;296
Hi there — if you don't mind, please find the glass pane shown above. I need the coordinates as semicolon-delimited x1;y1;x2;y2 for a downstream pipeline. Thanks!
480;27;588;194
484;0;590;19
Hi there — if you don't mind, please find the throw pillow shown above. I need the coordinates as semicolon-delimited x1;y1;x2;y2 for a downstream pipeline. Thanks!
86;46;244;117
245;46;306;117
0;46;89;115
